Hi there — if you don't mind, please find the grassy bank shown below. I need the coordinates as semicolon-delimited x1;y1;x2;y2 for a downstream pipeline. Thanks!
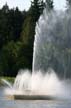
0;77;15;86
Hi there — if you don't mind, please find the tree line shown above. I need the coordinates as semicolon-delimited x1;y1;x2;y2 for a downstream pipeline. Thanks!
0;0;46;76
0;0;70;77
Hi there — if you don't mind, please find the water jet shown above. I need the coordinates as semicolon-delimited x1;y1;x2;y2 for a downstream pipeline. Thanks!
3;4;71;100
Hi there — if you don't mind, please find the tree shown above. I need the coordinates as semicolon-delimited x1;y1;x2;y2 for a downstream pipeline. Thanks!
2;3;9;13
0;41;22;76
21;0;44;43
46;0;53;10
0;3;9;48
66;0;71;7
0;4;26;49
31;0;45;21
6;7;26;41
21;0;45;70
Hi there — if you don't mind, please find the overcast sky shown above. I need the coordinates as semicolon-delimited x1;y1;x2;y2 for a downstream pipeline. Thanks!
0;0;66;11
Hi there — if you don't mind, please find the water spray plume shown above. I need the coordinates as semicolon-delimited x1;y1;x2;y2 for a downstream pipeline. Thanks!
3;6;71;100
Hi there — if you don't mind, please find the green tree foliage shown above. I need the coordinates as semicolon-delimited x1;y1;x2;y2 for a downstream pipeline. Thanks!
31;0;45;21
21;0;45;71
21;0;45;43
0;3;27;76
0;40;33;76
46;0;53;10
66;0;71;7
0;41;22;76
0;3;26;48
0;0;54;76
7;7;26;41
0;4;9;47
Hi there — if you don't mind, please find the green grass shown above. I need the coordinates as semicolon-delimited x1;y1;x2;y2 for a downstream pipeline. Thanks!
0;77;15;85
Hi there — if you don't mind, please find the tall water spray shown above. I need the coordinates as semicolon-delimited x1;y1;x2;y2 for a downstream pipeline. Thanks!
33;8;71;78
3;5;71;99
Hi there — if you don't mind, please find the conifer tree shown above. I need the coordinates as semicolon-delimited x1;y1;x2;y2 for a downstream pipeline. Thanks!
46;0;53;10
21;0;45;70
31;0;45;21
66;0;71;8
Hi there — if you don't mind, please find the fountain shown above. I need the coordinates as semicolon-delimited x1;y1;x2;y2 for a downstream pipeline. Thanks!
2;2;71;100
33;9;71;78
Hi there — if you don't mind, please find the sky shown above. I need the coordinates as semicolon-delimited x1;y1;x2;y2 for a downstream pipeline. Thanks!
0;0;66;11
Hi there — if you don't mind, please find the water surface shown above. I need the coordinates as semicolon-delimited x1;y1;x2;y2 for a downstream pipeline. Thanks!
0;87;71;108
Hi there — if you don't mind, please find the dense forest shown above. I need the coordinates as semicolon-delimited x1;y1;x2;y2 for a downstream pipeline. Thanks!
0;0;70;77
0;0;45;76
